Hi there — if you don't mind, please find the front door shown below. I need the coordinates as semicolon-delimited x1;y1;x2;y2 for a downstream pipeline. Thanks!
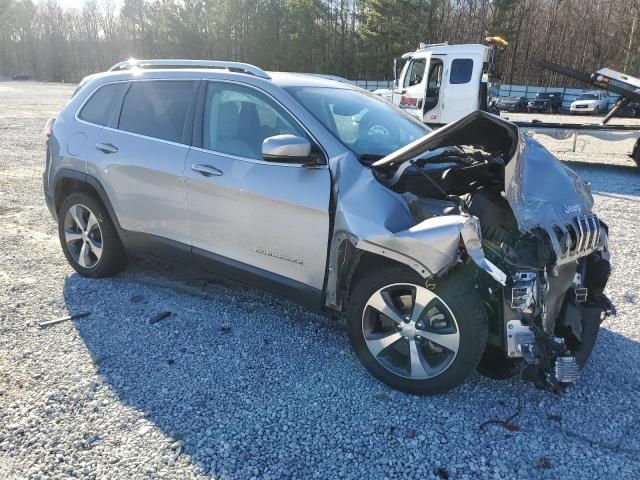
394;54;431;121
184;81;331;303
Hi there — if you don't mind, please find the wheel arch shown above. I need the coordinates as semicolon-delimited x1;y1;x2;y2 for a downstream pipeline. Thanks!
325;234;423;313
53;169;126;241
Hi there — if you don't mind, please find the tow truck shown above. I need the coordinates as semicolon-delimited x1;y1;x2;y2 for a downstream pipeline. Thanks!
375;41;640;168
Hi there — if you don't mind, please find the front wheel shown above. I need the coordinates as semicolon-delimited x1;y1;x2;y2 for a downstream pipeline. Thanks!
347;266;488;394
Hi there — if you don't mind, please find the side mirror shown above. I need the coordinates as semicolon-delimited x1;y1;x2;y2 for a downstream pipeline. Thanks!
262;134;314;164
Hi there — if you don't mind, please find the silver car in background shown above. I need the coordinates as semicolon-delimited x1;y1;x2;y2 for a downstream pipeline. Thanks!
44;60;613;394
570;90;610;115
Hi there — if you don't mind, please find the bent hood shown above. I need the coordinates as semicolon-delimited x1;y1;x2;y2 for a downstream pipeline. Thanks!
372;110;595;232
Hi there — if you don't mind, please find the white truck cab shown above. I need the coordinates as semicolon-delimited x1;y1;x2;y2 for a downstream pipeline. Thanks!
376;43;491;125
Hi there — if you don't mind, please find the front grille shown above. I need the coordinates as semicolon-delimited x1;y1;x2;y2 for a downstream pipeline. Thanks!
576;214;601;252
549;214;602;263
575;104;589;109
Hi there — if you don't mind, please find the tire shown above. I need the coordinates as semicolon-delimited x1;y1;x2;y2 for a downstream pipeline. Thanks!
58;192;127;277
347;265;488;394
633;139;640;168
594;106;600;116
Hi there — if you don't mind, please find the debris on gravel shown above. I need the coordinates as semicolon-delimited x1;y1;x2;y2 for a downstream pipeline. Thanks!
150;311;173;325
38;311;91;328
1;82;640;479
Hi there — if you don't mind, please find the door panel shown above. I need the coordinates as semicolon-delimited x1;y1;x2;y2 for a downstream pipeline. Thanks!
395;55;431;121
441;56;481;123
185;149;330;289
89;130;191;245
184;81;331;291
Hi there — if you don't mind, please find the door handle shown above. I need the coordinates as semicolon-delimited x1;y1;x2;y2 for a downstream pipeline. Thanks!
191;163;223;177
96;142;118;154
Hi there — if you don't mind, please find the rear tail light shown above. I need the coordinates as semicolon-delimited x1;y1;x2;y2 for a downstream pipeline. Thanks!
44;117;55;139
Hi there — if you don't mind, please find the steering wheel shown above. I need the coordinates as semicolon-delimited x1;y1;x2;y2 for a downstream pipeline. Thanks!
356;111;400;153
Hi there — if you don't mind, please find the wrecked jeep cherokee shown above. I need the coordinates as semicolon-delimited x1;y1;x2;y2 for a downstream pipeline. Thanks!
44;60;613;394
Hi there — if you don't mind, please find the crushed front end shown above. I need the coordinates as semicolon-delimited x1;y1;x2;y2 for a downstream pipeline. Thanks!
358;111;615;391
489;126;615;391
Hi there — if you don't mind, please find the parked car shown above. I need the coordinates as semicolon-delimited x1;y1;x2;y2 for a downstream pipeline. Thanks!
570;91;609;115
496;96;528;112
527;92;562;113
44;59;613;394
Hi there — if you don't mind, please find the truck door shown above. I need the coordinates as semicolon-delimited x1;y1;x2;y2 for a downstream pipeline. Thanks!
440;57;480;123
393;54;432;121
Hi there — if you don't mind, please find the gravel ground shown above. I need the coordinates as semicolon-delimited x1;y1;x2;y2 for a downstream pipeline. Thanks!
1;81;640;479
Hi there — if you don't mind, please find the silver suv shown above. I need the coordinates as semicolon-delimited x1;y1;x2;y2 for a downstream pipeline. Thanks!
44;59;613;394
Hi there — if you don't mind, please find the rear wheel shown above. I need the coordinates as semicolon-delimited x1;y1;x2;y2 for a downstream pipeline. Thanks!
58;192;127;277
347;265;488;394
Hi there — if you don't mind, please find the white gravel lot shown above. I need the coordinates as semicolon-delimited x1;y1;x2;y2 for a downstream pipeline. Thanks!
1;81;640;479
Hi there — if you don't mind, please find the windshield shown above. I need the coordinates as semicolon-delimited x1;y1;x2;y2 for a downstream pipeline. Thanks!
536;93;554;99
285;86;429;159
577;93;599;100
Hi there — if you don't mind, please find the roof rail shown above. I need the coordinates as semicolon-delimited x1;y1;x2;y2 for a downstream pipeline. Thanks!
107;59;271;79
292;73;353;84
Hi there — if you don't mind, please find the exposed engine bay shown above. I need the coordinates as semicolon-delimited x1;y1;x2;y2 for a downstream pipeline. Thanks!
352;111;615;392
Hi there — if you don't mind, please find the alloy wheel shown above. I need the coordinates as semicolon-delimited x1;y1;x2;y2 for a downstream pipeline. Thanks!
361;283;460;380
63;204;103;268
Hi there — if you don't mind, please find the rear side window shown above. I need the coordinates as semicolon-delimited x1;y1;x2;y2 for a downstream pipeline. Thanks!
79;83;127;126
450;59;473;84
118;81;196;143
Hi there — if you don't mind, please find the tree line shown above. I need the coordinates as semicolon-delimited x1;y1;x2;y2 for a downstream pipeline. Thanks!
0;0;638;86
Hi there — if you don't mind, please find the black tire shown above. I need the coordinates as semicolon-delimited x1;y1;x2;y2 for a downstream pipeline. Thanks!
633;140;640;168
57;192;127;277
347;265;488;394
594;106;600;116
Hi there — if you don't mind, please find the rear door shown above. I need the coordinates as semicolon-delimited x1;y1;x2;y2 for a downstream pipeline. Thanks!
183;80;331;303
87;79;198;253
440;57;480;123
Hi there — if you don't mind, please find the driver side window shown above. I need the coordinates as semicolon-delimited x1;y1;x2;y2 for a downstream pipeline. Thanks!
203;82;307;160
403;59;426;88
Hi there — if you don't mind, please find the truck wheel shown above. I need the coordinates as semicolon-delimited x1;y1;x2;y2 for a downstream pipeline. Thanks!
347;265;488;394
594;106;600;116
58;192;127;278
633;139;640;168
